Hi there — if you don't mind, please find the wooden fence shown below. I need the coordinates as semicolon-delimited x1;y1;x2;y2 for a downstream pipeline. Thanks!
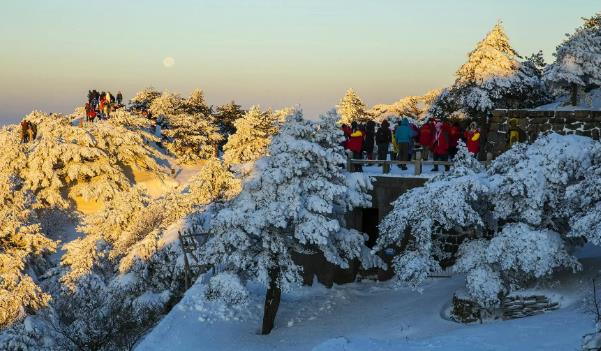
347;150;493;176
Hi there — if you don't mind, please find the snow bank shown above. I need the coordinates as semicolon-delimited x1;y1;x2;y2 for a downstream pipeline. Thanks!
137;262;598;351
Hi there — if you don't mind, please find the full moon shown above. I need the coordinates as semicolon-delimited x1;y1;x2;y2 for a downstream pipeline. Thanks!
163;57;175;68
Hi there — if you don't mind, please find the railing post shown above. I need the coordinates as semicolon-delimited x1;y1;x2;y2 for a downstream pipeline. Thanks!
486;152;493;166
346;153;352;172
383;161;390;174
414;151;422;176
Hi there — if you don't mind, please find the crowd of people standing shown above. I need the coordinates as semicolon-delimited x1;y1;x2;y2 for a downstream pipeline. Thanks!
341;117;482;172
85;90;123;122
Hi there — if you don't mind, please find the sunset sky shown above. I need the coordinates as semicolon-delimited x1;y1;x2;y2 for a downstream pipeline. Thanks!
0;0;599;123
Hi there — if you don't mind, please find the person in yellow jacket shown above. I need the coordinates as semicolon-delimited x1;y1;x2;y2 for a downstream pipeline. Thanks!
464;122;481;155
507;118;526;149
391;133;399;161
103;100;111;118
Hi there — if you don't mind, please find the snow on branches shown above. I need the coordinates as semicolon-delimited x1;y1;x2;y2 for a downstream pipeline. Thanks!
2;111;164;209
544;13;601;100
51;158;240;349
201;110;379;333
337;88;369;125
0;179;56;328
428;23;549;119
162;113;223;163
377;135;595;306
222;105;283;167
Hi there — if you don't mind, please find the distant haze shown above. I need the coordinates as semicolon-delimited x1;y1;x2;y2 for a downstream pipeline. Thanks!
0;0;599;125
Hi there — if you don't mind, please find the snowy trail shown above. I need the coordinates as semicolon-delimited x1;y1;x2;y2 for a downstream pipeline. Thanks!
136;277;464;351
137;260;598;351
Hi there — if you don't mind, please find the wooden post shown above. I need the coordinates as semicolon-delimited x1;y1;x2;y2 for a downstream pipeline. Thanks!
346;153;352;172
177;231;191;290
383;161;390;174
486;152;493;166
414;151;422;176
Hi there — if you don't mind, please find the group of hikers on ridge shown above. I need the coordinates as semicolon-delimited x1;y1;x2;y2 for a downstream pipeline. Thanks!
341;117;527;172
19;119;37;143
84;89;123;122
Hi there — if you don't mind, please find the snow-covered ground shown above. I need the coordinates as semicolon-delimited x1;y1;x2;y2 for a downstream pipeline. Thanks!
536;88;601;111
136;257;600;351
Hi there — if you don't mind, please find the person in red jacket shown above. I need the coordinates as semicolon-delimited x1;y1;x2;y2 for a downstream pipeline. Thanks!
465;122;481;156
346;122;364;172
448;121;462;159
432;121;450;172
341;124;352;148
418;120;434;160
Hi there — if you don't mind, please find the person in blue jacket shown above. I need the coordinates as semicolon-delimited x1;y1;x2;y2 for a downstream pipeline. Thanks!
394;118;417;170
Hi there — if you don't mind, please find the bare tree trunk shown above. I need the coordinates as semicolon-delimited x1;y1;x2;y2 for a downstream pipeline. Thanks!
261;266;281;335
571;83;578;106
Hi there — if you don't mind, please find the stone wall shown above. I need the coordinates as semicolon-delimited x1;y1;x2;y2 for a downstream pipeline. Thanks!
451;294;560;323
486;109;601;156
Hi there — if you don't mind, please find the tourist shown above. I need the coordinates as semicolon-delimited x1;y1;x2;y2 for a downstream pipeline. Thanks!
85;102;91;122
448;121;462;159
363;120;376;160
394;118;416;170
87;103;97;123
507;118;526;148
375;120;392;161
103;99;111;118
117;91;123;105
99;97;106;119
465;121;481;155
347;121;365;171
432;121;450;172
419;119;434;160
19;120;30;143
341;124;352;148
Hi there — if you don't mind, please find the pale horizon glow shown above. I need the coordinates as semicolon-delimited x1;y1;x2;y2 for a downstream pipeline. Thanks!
0;0;599;124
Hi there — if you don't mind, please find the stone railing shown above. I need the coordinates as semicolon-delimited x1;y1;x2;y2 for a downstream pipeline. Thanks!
486;109;601;156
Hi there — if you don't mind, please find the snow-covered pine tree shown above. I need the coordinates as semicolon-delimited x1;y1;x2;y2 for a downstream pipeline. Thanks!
453;22;520;117
337;88;369;125
377;135;590;307
0;176;56;328
0;109;166;334
161;113;223;163
510;51;552;108
427;88;457;120
129;87;161;111
544;12;601;105
202;111;379;334
222;105;280;167
1;111;164;210
428;23;548;120
213;101;245;136
149;91;185;116
49;159;241;350
184;88;212;116
456;23;519;86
